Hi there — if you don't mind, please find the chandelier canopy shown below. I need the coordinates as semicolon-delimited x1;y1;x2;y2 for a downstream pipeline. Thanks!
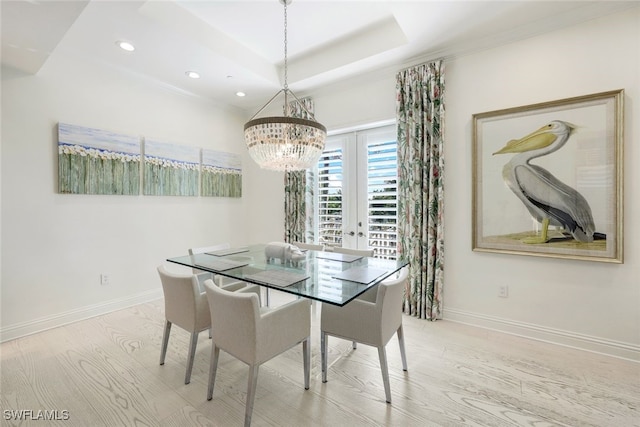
243;0;326;172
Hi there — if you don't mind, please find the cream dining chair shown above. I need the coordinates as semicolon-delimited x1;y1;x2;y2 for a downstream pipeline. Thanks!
157;265;260;384
157;265;212;384
292;241;324;251
328;246;375;348
331;247;375;257
204;279;311;427
320;266;409;403
188;243;247;290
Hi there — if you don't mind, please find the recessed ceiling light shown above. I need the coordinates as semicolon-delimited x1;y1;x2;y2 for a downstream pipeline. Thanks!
116;41;135;52
236;91;246;97
185;71;200;79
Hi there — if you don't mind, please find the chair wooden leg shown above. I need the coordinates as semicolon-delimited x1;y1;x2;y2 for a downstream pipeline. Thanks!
159;320;172;365
303;337;310;390
352;341;357;349
397;324;408;371
185;332;198;384
321;331;328;383
377;346;392;404
245;365;259;427
207;344;220;401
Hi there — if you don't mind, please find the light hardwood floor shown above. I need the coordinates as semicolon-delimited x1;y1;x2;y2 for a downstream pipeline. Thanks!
1;292;638;427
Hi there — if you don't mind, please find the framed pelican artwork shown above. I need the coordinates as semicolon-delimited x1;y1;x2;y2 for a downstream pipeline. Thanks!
472;90;624;263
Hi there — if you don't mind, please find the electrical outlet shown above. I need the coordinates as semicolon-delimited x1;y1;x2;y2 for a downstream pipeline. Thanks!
498;285;508;298
100;274;110;286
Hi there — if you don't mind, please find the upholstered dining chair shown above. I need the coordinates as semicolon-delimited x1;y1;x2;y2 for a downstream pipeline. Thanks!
157;265;212;384
204;279;311;427
188;243;247;290
320;266;409;403
157;265;261;384
292;241;324;251
332;247;375;257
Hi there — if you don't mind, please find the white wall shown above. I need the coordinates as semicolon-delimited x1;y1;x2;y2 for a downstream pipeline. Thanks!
0;51;284;340
312;70;397;131
313;8;639;360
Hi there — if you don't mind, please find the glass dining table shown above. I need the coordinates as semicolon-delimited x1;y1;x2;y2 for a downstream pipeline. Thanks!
167;244;408;306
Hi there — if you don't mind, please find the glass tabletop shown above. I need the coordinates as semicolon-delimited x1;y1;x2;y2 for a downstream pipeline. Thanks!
167;244;408;306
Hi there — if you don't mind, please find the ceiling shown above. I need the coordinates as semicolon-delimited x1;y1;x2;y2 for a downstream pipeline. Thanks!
2;1;637;113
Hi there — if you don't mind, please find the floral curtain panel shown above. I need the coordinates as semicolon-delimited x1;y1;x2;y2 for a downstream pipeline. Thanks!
396;60;445;320
284;98;316;244
284;171;306;243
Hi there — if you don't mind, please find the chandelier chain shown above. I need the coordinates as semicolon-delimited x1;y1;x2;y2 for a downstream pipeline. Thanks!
283;0;288;91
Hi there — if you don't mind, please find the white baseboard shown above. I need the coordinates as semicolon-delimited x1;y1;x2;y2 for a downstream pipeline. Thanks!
443;308;640;363
0;289;163;343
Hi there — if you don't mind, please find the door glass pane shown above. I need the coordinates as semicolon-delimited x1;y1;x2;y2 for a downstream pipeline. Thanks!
317;146;343;248
367;139;398;260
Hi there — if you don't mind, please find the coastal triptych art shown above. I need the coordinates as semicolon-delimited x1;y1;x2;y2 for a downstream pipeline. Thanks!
201;148;242;197
58;123;141;195
57;122;242;198
143;139;200;196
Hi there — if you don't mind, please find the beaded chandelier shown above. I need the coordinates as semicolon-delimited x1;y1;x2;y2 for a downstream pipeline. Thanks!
244;0;326;172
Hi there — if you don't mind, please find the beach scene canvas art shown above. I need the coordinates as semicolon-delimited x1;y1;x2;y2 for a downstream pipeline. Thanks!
58;122;141;195
143;139;200;196
201;148;242;197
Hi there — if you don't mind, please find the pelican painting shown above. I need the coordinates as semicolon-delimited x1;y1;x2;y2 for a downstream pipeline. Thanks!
493;120;603;244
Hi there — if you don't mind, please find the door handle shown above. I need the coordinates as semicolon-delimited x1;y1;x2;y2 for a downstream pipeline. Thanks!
358;232;364;237
347;231;355;236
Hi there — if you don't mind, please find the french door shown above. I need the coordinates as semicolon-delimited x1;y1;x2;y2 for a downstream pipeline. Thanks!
315;124;398;259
